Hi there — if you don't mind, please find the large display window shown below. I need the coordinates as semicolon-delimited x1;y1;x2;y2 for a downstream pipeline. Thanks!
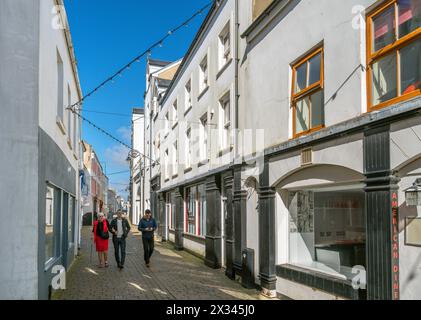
185;183;207;237
288;187;366;280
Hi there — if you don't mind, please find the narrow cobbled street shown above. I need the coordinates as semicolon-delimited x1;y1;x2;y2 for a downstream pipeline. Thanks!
54;227;270;300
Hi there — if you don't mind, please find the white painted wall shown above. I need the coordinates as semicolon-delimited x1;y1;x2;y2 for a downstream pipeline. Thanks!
0;0;40;300
238;0;378;152
132;111;145;225
39;0;80;171
183;237;206;258
159;0;237;191
392;117;421;300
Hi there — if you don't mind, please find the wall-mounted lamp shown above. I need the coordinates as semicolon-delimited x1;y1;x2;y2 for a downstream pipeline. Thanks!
405;178;421;206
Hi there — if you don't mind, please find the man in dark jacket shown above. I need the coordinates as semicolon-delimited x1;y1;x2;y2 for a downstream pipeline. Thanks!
110;211;131;269
138;209;157;267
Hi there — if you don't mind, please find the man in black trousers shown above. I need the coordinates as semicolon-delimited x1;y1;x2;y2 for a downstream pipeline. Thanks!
138;209;157;267
110;211;131;269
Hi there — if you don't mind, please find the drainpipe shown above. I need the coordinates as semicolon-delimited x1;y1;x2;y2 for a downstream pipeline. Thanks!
234;0;240;162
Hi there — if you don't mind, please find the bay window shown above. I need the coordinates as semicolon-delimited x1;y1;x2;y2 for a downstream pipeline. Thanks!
291;47;325;137
367;0;420;110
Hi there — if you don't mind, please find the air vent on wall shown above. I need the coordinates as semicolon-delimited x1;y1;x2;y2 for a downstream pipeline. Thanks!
301;148;312;166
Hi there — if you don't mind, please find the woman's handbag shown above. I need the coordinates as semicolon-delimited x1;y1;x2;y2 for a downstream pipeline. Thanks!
99;222;109;240
100;230;109;240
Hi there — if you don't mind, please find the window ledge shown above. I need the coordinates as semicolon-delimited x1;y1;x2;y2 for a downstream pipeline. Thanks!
73;152;78;161
218;146;233;157
172;122;179;130
198;158;209;167
182;232;206;244
198;86;210;101
67;138;73;150
292;125;325;140
172;174;178;179
184;105;193;117
216;58;233;80
165;178;170;183
276;264;365;300
44;256;62;272
56;117;66;135
184;167;193;174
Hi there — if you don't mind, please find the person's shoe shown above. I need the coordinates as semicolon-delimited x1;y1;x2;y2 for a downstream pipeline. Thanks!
120;265;124;269
146;262;150;268
105;262;109;268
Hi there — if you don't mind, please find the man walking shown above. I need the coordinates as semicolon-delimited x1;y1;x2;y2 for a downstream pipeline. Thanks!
138;209;157;268
110;211;131;269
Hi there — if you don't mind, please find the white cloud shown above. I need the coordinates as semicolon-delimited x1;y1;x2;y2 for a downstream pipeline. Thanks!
117;126;131;143
105;144;130;168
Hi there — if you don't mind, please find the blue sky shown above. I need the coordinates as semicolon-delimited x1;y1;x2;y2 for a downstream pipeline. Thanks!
64;0;210;198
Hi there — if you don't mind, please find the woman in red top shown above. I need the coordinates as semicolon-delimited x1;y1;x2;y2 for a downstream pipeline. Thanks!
92;213;111;268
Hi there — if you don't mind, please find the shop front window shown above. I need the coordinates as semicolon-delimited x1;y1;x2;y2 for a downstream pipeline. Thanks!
68;196;75;247
168;192;176;229
198;184;207;237
45;185;62;266
289;188;366;280
186;187;197;234
185;184;207;236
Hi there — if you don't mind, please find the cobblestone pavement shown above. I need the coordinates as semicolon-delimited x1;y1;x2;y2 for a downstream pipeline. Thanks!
54;227;273;300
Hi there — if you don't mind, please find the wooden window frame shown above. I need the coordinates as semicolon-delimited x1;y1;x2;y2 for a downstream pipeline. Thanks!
366;0;421;111
291;46;325;138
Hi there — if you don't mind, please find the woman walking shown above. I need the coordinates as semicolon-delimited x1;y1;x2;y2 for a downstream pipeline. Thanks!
92;212;110;268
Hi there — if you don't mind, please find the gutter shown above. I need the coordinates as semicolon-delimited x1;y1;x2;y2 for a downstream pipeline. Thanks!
234;0;239;159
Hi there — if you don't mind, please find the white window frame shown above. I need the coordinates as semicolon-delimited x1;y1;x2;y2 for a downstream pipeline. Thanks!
199;55;209;93
164;149;169;180
200;114;208;161
172;142;178;177
185;80;192;112
165;112;169;136
186;128;192;169
219;21;231;69
172;100;178;125
219;93;231;150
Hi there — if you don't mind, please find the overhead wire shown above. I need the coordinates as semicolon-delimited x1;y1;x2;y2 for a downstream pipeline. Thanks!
67;1;214;165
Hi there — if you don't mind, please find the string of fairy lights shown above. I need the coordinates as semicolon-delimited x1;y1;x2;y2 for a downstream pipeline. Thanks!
68;1;214;165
